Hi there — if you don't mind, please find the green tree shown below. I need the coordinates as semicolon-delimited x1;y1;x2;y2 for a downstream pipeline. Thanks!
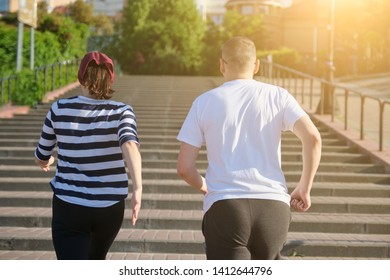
39;13;64;34
200;20;224;75
92;14;115;35
68;0;94;25
37;1;49;28
200;10;267;75
34;31;63;65
57;17;89;59
115;0;205;75
0;23;18;75
222;10;266;50
335;0;390;75
38;13;89;60
68;0;114;36
1;9;89;76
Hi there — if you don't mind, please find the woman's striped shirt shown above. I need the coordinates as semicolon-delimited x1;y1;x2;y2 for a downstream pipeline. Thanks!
35;95;139;208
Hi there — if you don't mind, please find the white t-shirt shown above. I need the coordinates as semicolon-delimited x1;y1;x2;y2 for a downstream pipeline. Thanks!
177;79;307;213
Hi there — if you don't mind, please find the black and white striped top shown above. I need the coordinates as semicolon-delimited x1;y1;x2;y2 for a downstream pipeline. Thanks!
35;95;139;208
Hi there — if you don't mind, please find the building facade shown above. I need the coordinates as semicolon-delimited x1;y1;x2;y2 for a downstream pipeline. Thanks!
277;0;330;71
0;0;23;13
225;0;287;15
223;0;330;72
205;0;229;25
85;0;125;18
0;0;77;13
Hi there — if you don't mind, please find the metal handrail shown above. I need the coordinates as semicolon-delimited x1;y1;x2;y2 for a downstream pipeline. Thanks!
260;60;389;151
0;59;79;106
0;75;18;105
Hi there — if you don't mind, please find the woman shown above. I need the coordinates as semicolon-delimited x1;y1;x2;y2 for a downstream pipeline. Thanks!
34;51;142;260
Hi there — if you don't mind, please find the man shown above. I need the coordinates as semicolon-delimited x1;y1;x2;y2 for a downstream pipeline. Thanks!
176;37;321;260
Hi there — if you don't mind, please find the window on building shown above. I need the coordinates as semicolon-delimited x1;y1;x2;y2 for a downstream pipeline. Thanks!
0;1;10;12
241;5;253;15
212;14;224;25
257;5;269;14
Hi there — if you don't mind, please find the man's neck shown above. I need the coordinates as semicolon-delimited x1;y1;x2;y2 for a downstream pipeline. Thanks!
224;74;254;82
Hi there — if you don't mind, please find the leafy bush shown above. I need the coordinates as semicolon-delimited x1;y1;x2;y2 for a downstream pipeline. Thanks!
258;47;301;69
0;23;18;76
11;69;43;106
0;14;89;76
6;60;79;106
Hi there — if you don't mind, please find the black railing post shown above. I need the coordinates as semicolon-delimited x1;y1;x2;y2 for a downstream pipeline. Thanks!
0;79;3;104
66;61;69;84
379;102;384;151
344;89;349;130
44;66;48;95
301;77;305;104
59;62;62;88
360;95;365;140
309;78;313;110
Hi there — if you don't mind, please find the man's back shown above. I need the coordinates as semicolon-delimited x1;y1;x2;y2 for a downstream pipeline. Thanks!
178;78;307;212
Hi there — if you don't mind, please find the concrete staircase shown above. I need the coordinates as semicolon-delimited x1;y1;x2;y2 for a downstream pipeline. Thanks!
0;75;389;260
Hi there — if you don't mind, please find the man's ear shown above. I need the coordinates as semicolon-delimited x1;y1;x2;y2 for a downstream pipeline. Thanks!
219;58;225;75
253;59;260;75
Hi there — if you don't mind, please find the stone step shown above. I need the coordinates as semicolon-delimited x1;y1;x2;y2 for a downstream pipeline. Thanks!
0;207;389;234
0;119;332;136
283;232;390;258
0;250;207;260
0;227;389;258
0;129;339;140
0;126;338;139
0;250;385;260
0;135;347;148
0;127;183;136
0;117;331;132
0;136;361;150
0;148;373;164
289;212;390;234
0;120;184;130
0;144;359;157
0;166;387;183
0;178;389;197
27;104;193;112
0;158;384;173
0;192;389;214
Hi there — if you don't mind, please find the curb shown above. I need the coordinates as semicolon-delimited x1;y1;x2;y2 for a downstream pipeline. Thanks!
42;82;79;103
0;82;79;119
305;107;390;173
0;105;30;118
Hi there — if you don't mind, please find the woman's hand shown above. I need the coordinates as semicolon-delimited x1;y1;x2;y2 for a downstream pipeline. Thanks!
35;156;55;172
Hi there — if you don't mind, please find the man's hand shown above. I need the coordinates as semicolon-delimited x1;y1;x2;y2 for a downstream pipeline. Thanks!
290;185;311;212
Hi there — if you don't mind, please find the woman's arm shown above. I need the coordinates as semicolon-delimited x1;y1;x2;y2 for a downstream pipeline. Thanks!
121;141;143;226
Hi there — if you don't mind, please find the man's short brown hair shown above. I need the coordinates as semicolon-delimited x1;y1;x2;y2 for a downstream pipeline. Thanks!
221;37;257;73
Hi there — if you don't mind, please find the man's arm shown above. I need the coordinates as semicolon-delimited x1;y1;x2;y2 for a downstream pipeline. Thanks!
121;141;143;226
290;115;322;212
177;142;207;194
